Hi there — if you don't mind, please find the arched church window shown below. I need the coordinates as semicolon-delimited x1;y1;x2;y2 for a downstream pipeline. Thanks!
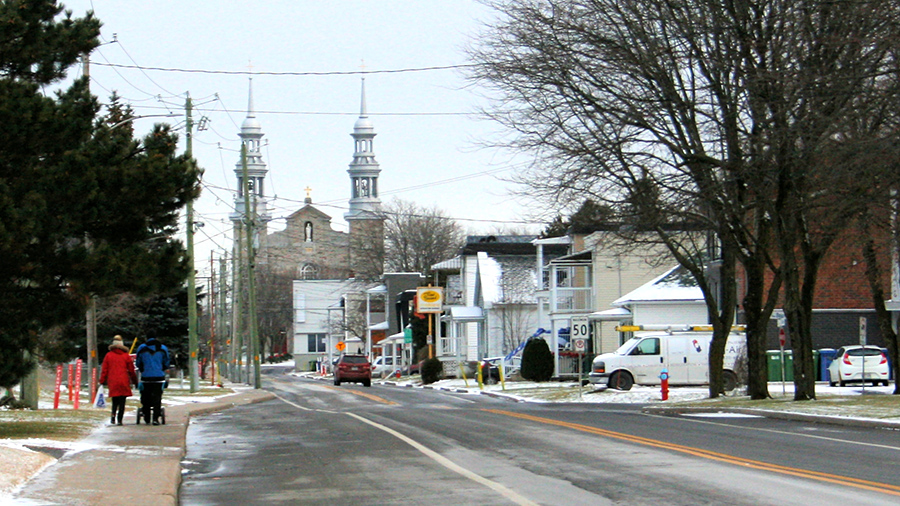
300;263;318;280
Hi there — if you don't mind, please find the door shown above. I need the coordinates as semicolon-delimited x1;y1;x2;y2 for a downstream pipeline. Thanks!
685;335;710;383
666;337;690;384
627;337;663;385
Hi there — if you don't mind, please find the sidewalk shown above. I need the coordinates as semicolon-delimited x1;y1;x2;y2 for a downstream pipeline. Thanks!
13;389;274;506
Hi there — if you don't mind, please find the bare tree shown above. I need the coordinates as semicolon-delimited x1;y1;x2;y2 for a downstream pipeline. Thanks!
255;265;295;359
469;0;900;399
383;198;466;275
495;257;538;354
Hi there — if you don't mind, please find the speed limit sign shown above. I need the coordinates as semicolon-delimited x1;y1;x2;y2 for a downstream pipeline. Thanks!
571;317;590;340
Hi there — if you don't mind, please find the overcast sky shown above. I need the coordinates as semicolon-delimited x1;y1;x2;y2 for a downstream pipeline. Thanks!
61;1;542;279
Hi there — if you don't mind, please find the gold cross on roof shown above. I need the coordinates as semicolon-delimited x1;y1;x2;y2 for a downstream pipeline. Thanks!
304;186;312;199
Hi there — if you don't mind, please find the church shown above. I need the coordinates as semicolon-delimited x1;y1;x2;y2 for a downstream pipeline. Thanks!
230;78;385;280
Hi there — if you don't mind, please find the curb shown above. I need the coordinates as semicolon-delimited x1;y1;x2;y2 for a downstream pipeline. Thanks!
642;405;900;429
15;389;276;506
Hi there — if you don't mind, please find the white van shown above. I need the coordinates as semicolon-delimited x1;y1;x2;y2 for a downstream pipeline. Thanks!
588;331;745;391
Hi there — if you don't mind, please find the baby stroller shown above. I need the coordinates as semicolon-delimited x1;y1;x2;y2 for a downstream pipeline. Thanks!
135;379;167;425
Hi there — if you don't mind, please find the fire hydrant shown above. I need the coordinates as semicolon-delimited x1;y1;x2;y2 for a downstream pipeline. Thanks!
660;368;669;401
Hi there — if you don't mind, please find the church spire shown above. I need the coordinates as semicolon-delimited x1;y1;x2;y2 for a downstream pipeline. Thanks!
345;77;381;221
230;78;271;247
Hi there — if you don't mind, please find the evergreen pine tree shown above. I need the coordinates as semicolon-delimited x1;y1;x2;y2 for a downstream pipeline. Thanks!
0;2;199;388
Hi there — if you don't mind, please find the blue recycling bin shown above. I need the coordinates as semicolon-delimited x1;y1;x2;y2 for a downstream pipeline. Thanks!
818;348;836;383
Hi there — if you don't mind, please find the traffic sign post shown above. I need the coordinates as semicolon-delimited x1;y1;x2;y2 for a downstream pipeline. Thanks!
571;317;590;399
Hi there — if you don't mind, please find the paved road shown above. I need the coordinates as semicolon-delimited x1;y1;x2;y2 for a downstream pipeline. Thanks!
180;373;900;505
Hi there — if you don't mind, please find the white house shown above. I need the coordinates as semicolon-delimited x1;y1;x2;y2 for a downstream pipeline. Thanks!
291;279;355;370
432;236;568;370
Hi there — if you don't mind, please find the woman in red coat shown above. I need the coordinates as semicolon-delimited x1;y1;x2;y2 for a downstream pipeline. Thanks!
99;335;138;425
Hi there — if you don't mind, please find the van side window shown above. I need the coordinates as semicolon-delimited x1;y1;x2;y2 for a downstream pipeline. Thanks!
631;338;660;356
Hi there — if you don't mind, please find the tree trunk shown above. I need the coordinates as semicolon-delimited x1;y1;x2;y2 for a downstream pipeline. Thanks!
707;233;738;398
860;224;900;395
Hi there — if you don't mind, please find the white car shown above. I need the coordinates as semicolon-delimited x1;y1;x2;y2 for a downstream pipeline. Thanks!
828;345;890;387
371;356;397;377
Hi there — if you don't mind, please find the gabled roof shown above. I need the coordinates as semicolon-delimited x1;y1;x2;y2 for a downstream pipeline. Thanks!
285;204;333;222
613;265;703;306
462;235;550;255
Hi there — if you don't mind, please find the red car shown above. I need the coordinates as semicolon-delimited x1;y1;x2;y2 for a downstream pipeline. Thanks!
333;354;372;387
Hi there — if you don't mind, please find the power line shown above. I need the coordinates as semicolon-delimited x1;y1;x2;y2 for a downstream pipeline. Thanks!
128;103;472;117
92;62;476;76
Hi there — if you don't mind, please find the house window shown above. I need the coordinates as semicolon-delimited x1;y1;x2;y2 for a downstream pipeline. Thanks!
307;333;327;353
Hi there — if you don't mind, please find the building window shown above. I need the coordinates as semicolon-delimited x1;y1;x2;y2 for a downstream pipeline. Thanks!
307;333;327;353
300;264;318;280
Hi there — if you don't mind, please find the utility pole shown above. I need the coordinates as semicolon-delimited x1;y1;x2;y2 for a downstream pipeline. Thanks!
218;256;228;382
240;142;261;388
232;229;243;383
186;93;199;393
82;51;99;398
209;252;216;385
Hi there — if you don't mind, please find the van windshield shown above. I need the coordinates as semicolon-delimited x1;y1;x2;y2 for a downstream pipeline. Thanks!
614;338;640;355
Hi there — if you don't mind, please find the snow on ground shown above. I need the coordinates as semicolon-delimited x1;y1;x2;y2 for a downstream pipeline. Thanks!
3;373;896;500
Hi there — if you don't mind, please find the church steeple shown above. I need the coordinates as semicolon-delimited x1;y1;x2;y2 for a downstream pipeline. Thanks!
345;77;382;221
230;79;271;253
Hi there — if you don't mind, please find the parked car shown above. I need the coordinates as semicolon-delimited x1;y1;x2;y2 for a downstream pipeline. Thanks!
589;331;745;391
372;356;396;377
333;354;372;387
827;345;889;387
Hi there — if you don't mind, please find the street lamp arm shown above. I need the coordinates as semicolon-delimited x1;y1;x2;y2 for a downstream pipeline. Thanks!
107;114;179;130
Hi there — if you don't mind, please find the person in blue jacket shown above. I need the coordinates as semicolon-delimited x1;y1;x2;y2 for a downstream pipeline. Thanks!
135;336;170;425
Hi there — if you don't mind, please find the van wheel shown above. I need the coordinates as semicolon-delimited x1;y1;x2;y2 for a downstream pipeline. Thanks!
609;371;633;391
723;371;738;392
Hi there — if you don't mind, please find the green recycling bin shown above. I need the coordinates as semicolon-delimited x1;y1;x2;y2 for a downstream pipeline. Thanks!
767;350;794;381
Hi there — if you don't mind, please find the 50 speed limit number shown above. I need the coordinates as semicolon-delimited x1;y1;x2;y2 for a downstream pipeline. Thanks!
571;316;589;352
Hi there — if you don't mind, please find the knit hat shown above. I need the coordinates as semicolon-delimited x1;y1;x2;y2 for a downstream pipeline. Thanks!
109;335;128;351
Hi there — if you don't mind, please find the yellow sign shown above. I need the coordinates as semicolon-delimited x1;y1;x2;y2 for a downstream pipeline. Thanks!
416;287;444;313
336;341;346;352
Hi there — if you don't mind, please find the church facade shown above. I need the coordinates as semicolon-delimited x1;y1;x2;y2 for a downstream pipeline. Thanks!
231;78;384;281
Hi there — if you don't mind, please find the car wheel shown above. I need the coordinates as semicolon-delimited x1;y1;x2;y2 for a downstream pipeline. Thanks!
829;381;836;387
723;371;738;392
884;381;890;387
334;376;341;386
363;379;371;387
609;371;633;391
838;380;845;387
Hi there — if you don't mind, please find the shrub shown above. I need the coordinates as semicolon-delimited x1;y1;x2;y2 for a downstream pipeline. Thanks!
521;338;554;382
421;357;443;384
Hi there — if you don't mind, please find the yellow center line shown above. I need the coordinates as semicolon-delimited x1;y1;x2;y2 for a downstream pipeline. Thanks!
483;408;900;497
323;385;397;405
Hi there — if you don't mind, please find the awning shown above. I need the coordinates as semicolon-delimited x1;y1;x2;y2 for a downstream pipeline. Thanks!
368;321;389;330
442;306;484;322
588;307;633;321
366;284;387;294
